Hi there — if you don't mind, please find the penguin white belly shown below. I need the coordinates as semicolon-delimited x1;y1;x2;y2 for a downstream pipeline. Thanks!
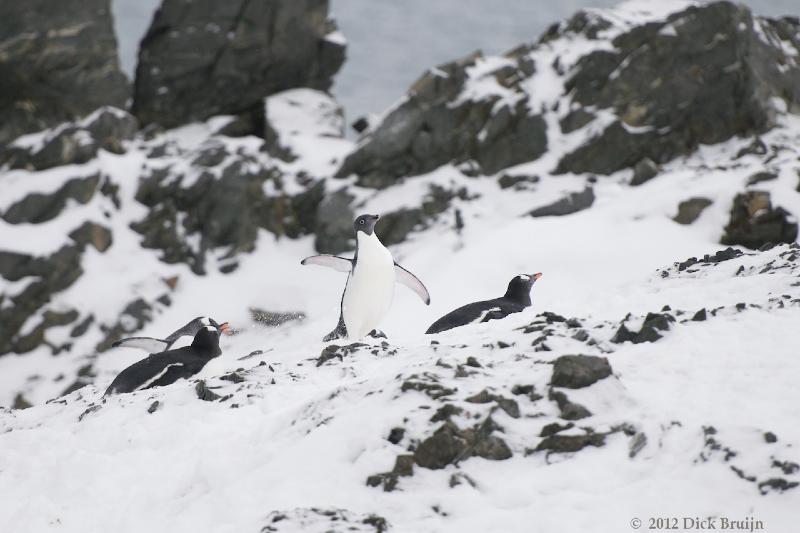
342;233;396;339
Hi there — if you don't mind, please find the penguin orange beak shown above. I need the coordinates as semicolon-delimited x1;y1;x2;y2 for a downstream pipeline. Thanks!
532;273;543;281
218;322;233;335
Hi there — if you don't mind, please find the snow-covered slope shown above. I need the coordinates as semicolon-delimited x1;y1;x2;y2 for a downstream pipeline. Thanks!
2;1;800;531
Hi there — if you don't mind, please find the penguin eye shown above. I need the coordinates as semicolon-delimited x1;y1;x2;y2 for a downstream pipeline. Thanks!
359;219;365;225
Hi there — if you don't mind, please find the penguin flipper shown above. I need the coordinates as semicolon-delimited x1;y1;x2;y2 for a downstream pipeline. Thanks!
394;263;431;305
301;255;353;273
111;337;169;354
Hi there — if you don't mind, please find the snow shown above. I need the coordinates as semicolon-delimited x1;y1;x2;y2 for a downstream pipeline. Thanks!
2;1;800;531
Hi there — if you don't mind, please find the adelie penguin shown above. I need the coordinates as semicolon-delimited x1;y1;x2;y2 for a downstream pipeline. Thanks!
426;273;542;334
111;316;231;353
301;214;431;340
105;326;222;395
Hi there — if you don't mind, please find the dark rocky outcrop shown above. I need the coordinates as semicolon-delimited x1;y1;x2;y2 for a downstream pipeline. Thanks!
549;389;591;420
336;51;547;188
556;2;800;175
313;187;355;254
2;174;100;224
630;158;659;186
132;160;324;274
551;355;612;389
0;244;86;356
413;417;512;470
721;191;798;250
528;187;594;217
133;0;345;128
673;198;712;225
0;0;129;145
1;108;138;171
611;312;675;344
535;432;606;453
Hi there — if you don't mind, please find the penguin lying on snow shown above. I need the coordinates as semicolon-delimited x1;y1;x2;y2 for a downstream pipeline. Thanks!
105;326;222;395
426;273;542;334
111;316;231;353
302;214;430;340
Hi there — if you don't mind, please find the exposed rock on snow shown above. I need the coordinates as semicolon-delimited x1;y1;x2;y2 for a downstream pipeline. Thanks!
262;508;389;533
528;187;595;217
673;197;712;225
1;108;138;171
0;0;129;145
336;51;548;187
721;191;798;249
550;354;612;388
132;0;346;128
556;2;800;175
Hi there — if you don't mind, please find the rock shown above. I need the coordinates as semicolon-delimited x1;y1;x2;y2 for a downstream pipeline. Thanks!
549;389;591;420
559;108;596;133
551;355;612;388
387;427;405;444
220;372;245;384
366;454;414;492
430;404;463;422
758;478;799;494
535;432;606;453
691;308;707;322
539;422;574;437
375;185;475;245
747;171;778;186
2;174;100;224
721;191;798;250
195;380;221;401
528;187;594;217
316;343;368;366
556;2;800;175
262;508;389;533
1;108;138;171
465;389;520;418
12;393;32;410
400;375;456;400
132;159;324;274
133;0;345;129
68;221;113;253
764;431;778;444
414;417;512;470
498;173;539;190
673;198;712;225
147;401;160;414
0;0;128;145
250;309;306;327
335;51;548;188
629;158;659;186
736;137;768;158
0;245;84;355
314;187;356;254
629;431;647;458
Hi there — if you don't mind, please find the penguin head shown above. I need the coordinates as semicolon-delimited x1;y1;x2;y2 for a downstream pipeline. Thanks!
504;273;542;305
354;214;380;235
191;325;222;355
194;317;232;336
206;317;233;336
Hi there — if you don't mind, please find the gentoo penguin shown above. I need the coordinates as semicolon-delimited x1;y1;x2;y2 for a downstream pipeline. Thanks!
111;316;231;353
105;326;222;395
301;214;430;340
426;273;542;334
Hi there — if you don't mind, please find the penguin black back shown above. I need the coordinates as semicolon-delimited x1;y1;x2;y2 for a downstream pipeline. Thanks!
426;273;542;334
105;326;222;395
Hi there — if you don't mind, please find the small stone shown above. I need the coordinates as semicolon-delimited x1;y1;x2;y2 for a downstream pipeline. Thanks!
388;427;405;444
691;308;707;321
764;432;778;444
551;355;612;389
147;401;160;414
195;380;221;401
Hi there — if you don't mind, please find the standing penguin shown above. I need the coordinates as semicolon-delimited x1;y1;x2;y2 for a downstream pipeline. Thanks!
105;326;222;395
111;316;231;353
301;214;430;340
426;273;542;334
